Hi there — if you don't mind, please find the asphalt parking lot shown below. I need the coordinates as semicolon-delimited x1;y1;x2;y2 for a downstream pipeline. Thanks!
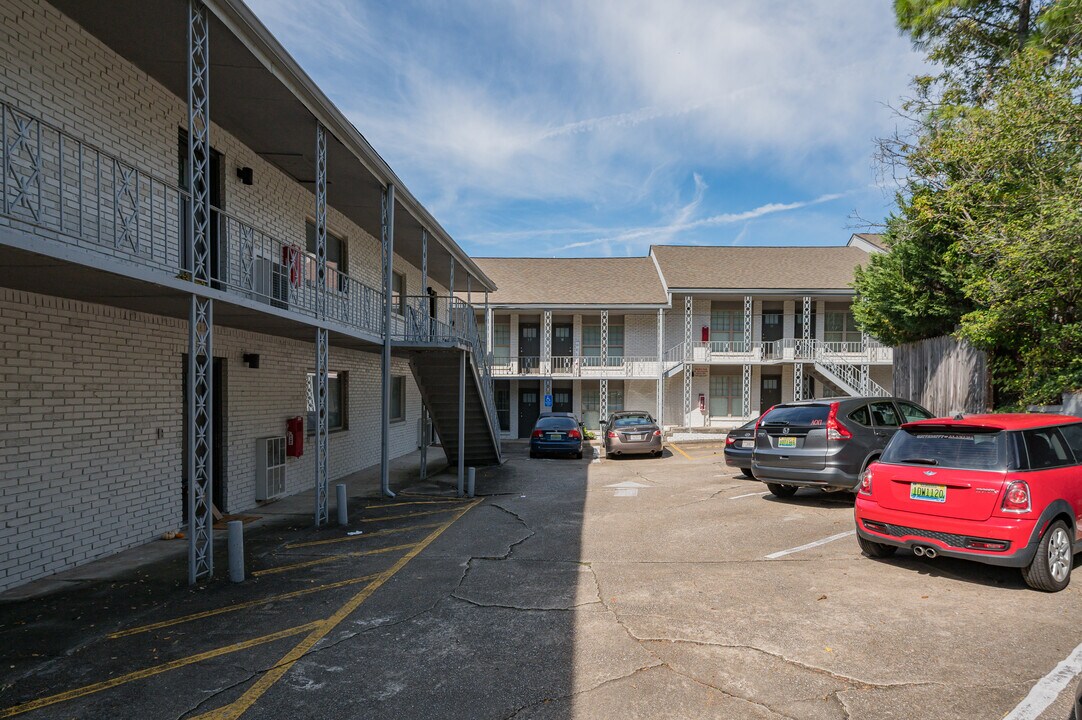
1;441;1080;719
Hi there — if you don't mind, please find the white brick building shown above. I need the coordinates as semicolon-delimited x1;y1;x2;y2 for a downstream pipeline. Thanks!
471;239;894;436
0;0;502;591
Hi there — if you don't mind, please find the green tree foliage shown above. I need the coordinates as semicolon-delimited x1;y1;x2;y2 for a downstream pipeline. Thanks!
854;2;1082;403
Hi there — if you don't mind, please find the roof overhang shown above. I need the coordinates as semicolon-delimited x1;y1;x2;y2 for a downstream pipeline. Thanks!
46;0;495;293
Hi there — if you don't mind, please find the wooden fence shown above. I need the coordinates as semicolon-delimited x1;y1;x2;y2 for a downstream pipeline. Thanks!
893;335;991;417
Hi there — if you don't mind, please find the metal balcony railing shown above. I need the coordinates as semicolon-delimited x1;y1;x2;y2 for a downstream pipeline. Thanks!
489;355;661;378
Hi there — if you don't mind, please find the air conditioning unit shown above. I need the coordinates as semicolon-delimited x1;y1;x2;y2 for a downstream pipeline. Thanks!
254;256;290;309
256;436;287;501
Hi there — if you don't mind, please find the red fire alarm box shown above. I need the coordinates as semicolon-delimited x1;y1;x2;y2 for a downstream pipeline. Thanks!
701;325;709;342
281;245;303;288
286;416;304;457
698;393;706;412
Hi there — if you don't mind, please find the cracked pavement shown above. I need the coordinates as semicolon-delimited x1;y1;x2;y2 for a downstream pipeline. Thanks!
1;441;1081;719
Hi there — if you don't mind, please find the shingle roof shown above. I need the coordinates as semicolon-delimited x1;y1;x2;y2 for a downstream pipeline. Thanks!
469;257;668;306
650;245;871;290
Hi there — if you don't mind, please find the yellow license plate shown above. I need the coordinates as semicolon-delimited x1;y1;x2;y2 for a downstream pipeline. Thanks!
777;436;797;448
910;483;946;503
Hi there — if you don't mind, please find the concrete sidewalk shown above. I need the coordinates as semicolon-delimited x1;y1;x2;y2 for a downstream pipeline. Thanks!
0;446;449;601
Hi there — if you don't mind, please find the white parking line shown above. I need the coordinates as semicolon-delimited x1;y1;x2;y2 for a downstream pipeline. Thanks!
1003;642;1082;720
729;491;769;500
765;530;856;559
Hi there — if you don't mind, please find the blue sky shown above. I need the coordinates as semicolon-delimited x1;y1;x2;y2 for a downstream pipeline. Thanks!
248;0;926;257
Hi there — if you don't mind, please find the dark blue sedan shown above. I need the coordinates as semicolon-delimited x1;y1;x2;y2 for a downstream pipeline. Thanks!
529;416;584;459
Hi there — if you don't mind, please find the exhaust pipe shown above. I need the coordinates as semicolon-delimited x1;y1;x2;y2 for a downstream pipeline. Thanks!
924;547;938;559
912;546;926;557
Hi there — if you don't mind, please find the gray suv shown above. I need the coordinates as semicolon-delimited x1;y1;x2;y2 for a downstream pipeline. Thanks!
752;397;933;497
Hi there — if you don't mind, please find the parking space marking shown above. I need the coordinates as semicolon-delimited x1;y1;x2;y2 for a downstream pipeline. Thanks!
729;491;769;500
0;621;322;719
286;522;445;549
668;442;693;460
108;574;381;639
1003;641;1082;720
765;530;856;559
364;499;467;509
252;543;418;577
192;498;482;720
360;507;460;523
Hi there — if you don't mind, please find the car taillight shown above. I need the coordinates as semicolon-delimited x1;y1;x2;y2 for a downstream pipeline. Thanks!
606;431;617;439
568;429;581;439
653;429;662;437
531;429;543;438
826;402;852;441
858;466;873;495
1001;480;1031;513
755;407;775;435
725;436;735;445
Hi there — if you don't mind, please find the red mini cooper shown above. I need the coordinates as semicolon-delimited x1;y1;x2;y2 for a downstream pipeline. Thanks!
854;414;1082;591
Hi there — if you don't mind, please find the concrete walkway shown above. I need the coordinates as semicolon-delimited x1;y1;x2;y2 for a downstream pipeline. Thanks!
0;446;448;601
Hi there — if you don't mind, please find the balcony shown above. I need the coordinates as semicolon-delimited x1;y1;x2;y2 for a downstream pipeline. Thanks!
490;355;661;379
0;99;485;351
667;338;892;365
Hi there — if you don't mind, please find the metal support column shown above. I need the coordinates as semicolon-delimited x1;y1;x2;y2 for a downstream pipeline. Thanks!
313;122;329;526
380;184;396;497
861;332;871;395
743;295;753;352
600;310;609;367
484;294;493;356
466;274;472;305
448;256;455;329
742;363;752;417
420;230;428;338
656;307;664;423
457;349;466;497
683;296;692;423
186;0;213;585
600;378;608;425
796;295;812;400
543;309;552;386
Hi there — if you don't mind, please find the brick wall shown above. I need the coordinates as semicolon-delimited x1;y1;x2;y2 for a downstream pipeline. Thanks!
0;288;424;592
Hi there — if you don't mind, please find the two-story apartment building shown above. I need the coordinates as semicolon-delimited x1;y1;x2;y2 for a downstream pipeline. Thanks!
472;237;892;435
0;0;502;592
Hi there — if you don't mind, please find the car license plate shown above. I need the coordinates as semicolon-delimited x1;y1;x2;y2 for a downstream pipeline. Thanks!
777;436;797;448
547;433;563;440
739;440;754;449
626;434;643;441
910;483;946;503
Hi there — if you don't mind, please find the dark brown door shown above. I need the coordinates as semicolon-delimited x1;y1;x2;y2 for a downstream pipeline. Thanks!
518;385;540;438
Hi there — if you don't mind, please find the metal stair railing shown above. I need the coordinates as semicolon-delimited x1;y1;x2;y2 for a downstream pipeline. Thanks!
812;341;889;397
452;299;501;456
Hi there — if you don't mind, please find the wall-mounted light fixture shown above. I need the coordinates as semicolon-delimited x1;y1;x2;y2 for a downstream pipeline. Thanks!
237;166;254;185
242;353;260;369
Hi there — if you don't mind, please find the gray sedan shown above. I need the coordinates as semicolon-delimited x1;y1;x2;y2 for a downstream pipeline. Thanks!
603;411;664;458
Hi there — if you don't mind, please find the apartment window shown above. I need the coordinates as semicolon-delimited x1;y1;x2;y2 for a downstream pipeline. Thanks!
494;386;510;431
493;320;511;361
391;271;406;315
710;305;745;347
709;373;741;417
582;323;624;358
825;308;862;346
305;221;347;292
390;376;406;422
306;371;346;432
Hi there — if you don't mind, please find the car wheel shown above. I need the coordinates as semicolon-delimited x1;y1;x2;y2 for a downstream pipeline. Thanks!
575;451;583;459
529;450;538;459
857;534;897;558
1022;520;1073;592
766;483;798;498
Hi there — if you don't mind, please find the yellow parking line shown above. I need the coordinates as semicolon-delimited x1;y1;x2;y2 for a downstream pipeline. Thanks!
192;498;483;720
0;621;322;719
668;442;693;460
360;507;459;523
364;499;468;509
252;543;418;577
108;574;381;639
286;522;445;549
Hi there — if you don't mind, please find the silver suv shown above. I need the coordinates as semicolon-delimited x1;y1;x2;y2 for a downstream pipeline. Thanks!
752;397;933;497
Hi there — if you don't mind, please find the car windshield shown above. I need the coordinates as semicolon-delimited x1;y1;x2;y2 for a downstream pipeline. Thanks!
881;428;1008;471
761;405;829;426
613;415;652;428
535;417;578;431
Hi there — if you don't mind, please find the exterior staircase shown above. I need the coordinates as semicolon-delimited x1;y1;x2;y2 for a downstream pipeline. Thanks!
406;306;502;468
810;343;890;397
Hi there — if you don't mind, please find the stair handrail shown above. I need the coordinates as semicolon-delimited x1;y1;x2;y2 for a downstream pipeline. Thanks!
451;298;502;449
813;340;890;397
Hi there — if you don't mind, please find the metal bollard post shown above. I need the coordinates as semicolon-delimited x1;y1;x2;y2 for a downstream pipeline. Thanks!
467;467;476;498
336;483;348;526
227;520;244;583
